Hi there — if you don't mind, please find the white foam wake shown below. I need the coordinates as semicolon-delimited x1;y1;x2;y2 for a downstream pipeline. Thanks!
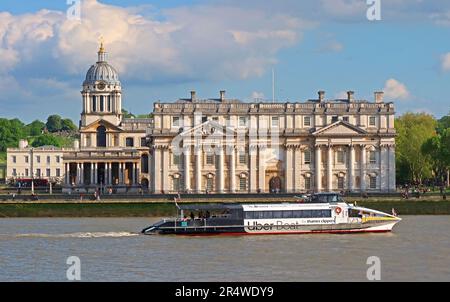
13;232;140;238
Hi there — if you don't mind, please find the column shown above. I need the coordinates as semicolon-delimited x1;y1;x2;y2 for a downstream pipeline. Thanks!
285;146;293;193
380;146;386;192
388;145;396;192
65;163;69;185
76;163;80;185
229;147;236;193
315;145;321;192
107;163;112;185
349;145;355;192
94;163;98;185
90;163;94;185
119;162;124;185
80;163;84;185
360;145;366;192
136;163;140;185
249;146;258;193
162;148;169;192
327;145;332;192
153;149;161;192
195;146;202;193
218;146;225;193
258;146;266;193
184;147;191;192
132;163;137;185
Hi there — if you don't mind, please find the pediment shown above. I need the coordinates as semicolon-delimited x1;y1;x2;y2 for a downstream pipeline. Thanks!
81;119;122;132
312;121;367;136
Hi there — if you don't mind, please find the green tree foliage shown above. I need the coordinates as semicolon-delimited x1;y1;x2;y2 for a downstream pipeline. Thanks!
31;134;64;147
25;120;45;136
0;118;26;152
46;115;63;132
61;118;77;131
437;115;450;135
395;113;437;184
122;109;135;118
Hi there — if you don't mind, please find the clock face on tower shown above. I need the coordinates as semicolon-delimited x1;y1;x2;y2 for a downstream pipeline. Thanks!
97;82;106;90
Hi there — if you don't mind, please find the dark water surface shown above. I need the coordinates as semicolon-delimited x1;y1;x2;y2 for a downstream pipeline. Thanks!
0;216;449;281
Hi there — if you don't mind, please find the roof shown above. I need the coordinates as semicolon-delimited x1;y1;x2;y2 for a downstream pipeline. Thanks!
179;204;243;211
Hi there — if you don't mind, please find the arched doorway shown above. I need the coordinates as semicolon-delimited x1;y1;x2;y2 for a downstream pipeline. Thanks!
269;177;282;193
96;126;106;147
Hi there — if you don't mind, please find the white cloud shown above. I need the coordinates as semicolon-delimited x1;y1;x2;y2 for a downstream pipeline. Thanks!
383;78;410;100
441;53;450;71
0;0;307;83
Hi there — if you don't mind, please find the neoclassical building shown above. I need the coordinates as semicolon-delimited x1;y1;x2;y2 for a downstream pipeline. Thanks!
62;44;152;192
149;90;396;194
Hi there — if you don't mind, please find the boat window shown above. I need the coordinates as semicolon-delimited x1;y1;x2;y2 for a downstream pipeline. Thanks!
328;195;339;203
244;210;332;219
273;211;283;219
282;211;293;218
263;211;273;219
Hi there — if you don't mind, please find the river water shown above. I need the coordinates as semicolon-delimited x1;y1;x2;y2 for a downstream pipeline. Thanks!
0;216;449;281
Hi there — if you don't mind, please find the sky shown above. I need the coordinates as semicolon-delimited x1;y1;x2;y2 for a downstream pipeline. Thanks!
0;0;450;123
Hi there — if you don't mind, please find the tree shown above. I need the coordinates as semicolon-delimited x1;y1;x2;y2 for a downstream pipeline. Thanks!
121;109;135;118
31;134;64;147
25;120;45;136
0;118;26;152
61;118;77;131
46;115;62;132
437;115;450;135
395;113;437;184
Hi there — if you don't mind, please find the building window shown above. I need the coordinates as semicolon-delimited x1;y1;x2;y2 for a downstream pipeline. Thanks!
239;117;247;127
97;126;107;147
304;150;311;164
12;169;17;176
56;168;61;177
369;151;376;164
202;116;208;123
25;156;29;163
239;177;247;191
56;156;60;163
173;154;180;166
337;151;345;164
100;96;104;111
12;156;16;163
36;169;41;177
173;178;181;192
206;178;214;192
212;117;219;122
206;155;214;165
126;137;134;147
369;116;376;126
343;116;349;122
305;177;311;190
331;116;339;123
36;156;41;163
92;96;97;111
271;116;279;128
140;137;147;147
172;116;180;127
304;116;311;127
107;96;111;112
25;169;29;177
46;169;51;177
370;176;377;189
47;156;51;164
141;154;149;174
338;177;345;190
239;152;247;164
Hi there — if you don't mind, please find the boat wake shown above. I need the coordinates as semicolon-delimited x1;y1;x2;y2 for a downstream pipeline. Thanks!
12;232;140;238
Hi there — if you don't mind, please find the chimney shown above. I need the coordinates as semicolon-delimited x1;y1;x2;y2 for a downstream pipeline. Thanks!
220;90;226;102
347;91;355;102
318;91;325;102
19;139;28;149
190;90;196;102
374;91;384;103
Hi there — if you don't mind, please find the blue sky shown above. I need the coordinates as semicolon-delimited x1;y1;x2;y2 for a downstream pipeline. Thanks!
1;0;450;123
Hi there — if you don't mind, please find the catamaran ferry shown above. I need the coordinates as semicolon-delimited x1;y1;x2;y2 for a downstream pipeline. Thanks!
141;193;401;235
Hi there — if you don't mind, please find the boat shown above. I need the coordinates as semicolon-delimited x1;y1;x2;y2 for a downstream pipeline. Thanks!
141;193;401;235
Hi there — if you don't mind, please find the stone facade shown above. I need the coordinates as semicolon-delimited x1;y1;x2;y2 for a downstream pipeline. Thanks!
148;90;396;193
